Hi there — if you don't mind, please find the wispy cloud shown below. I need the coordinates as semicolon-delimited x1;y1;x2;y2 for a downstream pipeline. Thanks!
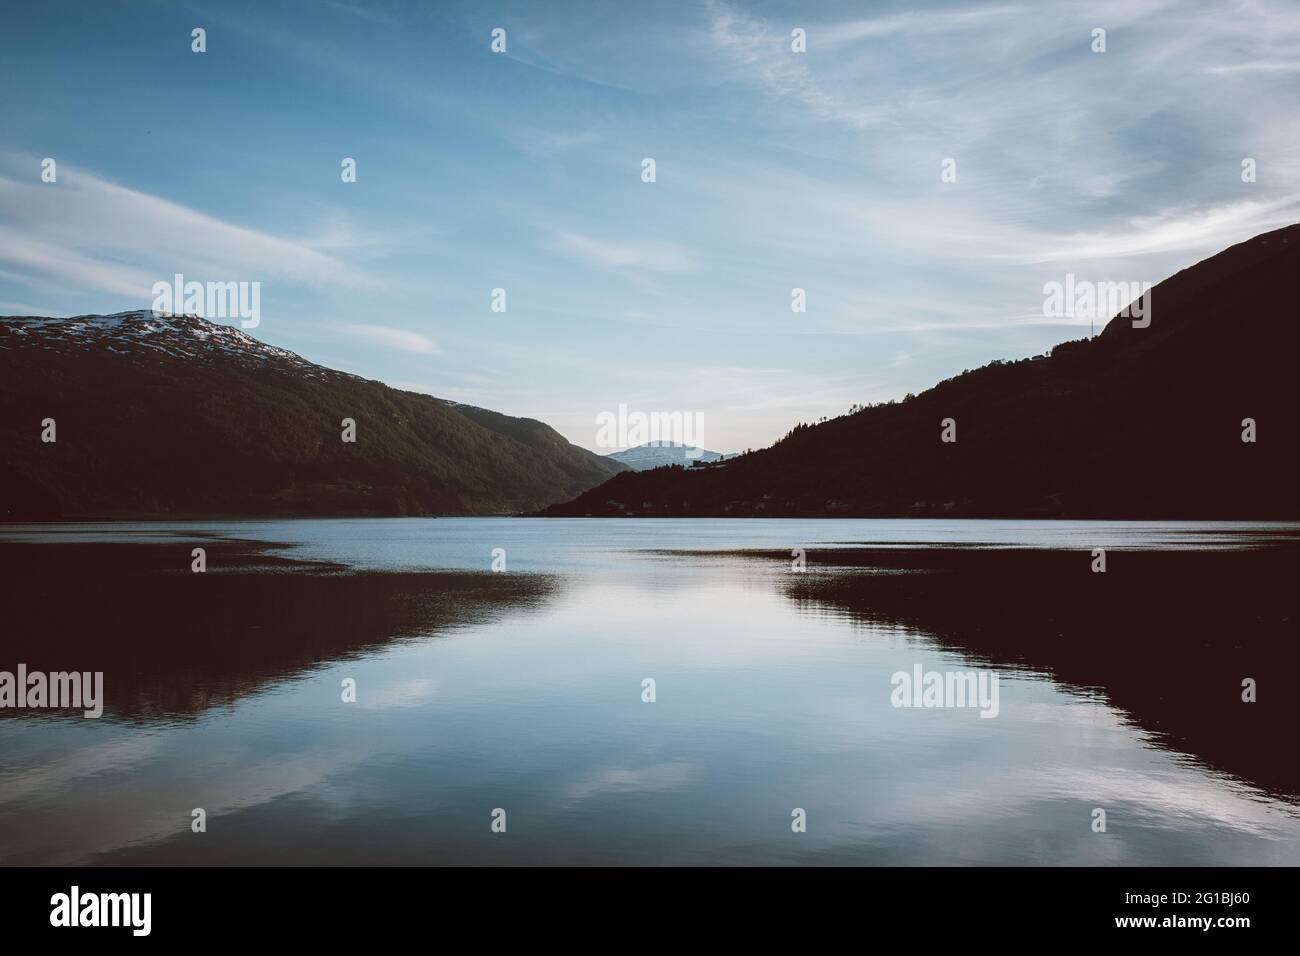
0;156;370;301
820;5;1027;44
546;231;697;273
1012;197;1300;263
0;227;156;297
508;127;604;157
323;0;403;26
706;1;886;129
341;323;440;355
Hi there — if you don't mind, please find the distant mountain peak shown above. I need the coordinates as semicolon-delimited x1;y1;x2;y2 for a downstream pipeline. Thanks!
606;442;736;472
548;224;1300;518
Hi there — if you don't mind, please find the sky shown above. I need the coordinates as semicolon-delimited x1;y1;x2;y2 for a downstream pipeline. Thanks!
2;0;1299;454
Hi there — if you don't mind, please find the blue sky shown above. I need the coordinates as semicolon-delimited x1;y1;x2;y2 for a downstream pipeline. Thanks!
2;0;1298;453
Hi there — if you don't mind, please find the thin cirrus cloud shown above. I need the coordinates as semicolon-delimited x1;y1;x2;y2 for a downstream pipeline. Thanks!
695;0;1300;355
0;155;369;301
546;231;698;273
340;323;440;355
1204;60;1300;74
1011;198;1300;264
706;1;886;129
0;226;157;298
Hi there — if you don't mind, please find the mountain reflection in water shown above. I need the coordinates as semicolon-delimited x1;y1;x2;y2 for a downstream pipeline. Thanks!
0;519;1296;866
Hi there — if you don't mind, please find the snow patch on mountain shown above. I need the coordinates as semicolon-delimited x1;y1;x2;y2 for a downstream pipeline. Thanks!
606;441;736;471
0;311;336;378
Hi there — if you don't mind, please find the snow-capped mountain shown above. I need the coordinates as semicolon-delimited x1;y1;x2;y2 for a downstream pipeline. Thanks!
2;310;328;375
606;441;736;472
0;311;623;519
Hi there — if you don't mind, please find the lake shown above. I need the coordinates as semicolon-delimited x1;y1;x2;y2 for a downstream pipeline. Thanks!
1;518;1297;865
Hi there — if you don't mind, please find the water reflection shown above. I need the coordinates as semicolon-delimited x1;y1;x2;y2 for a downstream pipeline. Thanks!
1;521;1297;865
0;539;556;721
771;544;1300;802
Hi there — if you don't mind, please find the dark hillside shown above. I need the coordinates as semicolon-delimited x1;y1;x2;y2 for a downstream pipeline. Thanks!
542;225;1300;518
0;312;622;519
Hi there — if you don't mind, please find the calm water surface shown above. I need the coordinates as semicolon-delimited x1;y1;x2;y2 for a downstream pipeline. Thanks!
1;518;1297;865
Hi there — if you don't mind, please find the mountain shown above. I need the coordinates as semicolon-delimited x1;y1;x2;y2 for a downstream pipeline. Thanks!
606;441;736;471
0;311;624;519
541;224;1300;519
